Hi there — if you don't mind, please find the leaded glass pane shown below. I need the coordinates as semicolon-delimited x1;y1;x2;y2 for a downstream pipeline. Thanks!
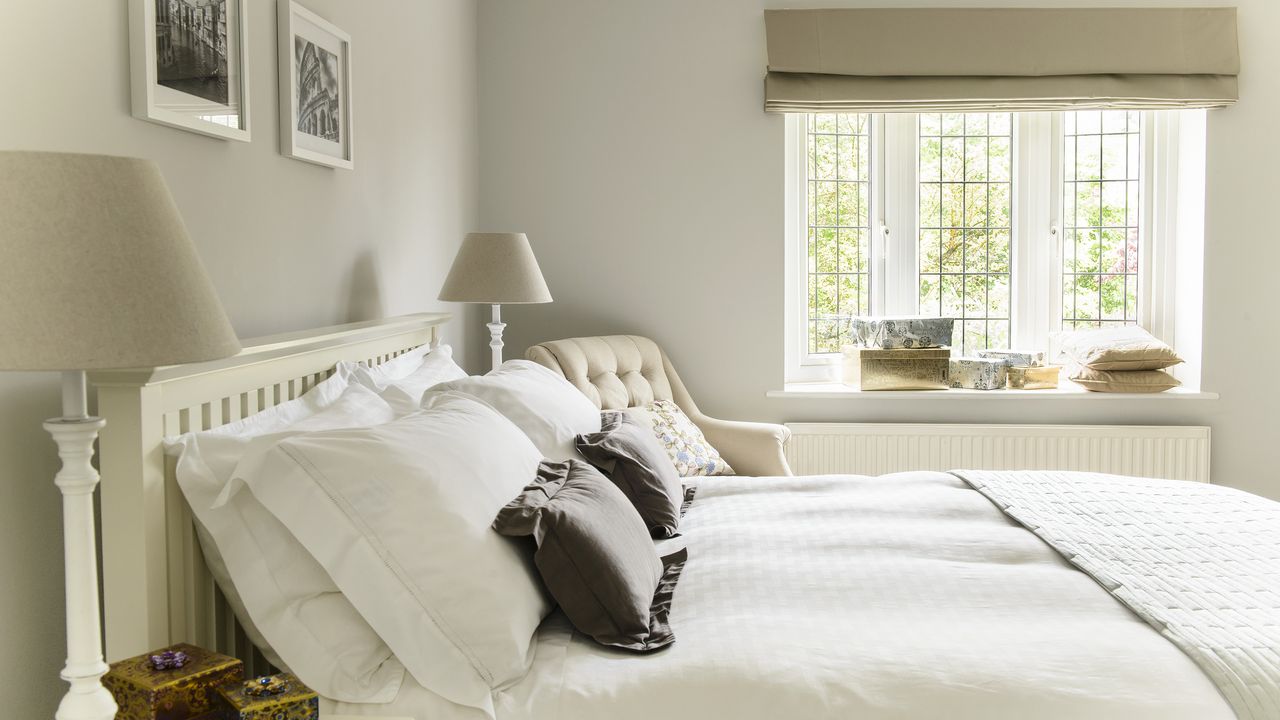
917;113;1013;355
807;113;871;353
1061;110;1140;330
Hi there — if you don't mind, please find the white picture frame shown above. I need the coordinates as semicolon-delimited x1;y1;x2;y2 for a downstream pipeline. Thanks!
129;0;252;142
277;1;354;169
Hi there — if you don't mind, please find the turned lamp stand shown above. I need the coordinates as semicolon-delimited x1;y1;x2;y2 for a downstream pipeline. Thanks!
50;371;117;720
487;304;507;371
0;151;243;720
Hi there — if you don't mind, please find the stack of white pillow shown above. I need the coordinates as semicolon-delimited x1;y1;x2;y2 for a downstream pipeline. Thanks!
165;344;605;715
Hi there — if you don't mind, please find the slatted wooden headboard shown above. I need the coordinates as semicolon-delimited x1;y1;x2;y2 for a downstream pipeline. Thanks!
90;313;450;671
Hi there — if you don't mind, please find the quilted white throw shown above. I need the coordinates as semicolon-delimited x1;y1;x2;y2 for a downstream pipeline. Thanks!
954;470;1280;720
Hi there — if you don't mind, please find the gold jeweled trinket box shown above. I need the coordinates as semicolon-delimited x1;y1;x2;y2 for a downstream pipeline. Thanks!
103;643;244;720
217;673;319;720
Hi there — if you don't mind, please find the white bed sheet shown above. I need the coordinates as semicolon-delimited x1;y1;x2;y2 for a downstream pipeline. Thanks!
326;472;1232;720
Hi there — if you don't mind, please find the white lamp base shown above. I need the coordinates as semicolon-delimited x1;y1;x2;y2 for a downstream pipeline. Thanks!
488;303;506;372
50;371;117;720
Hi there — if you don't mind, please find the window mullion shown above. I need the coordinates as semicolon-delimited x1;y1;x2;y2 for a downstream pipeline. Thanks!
1141;110;1177;347
1013;112;1056;354
881;113;918;316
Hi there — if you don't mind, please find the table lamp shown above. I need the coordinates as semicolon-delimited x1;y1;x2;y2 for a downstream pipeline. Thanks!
438;232;552;371
0;151;242;720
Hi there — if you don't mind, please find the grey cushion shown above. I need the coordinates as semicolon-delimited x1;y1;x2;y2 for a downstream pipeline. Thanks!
493;459;679;652
575;411;684;538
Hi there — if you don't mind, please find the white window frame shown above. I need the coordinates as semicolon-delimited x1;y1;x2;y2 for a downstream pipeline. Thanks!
784;110;1190;385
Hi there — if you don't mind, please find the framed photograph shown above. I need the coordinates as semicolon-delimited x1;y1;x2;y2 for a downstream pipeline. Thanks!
129;0;251;141
278;1;353;169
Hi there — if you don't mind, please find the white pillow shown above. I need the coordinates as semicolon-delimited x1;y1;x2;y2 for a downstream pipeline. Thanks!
429;359;601;461
166;372;405;703
375;350;470;415
348;343;467;393
231;393;550;715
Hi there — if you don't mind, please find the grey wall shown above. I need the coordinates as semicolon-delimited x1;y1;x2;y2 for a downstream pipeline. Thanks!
0;0;479;715
479;0;1280;499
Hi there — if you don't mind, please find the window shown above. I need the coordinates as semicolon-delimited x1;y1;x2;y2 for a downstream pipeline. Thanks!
917;113;1013;355
786;109;1201;383
806;114;871;353
1060;111;1141;330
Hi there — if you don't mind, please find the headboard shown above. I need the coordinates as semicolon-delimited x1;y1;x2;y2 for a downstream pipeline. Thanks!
90;313;450;671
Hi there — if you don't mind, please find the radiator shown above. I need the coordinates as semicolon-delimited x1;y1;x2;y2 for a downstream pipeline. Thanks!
785;424;1211;482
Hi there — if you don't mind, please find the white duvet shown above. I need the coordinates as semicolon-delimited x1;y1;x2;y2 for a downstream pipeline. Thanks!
327;472;1233;720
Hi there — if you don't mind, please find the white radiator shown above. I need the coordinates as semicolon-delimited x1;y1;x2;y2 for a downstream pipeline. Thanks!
785;424;1211;482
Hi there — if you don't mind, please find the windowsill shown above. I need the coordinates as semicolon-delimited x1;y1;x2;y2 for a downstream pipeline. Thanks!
769;381;1218;400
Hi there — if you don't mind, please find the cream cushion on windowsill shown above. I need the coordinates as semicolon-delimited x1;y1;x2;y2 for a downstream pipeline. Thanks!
1058;326;1184;371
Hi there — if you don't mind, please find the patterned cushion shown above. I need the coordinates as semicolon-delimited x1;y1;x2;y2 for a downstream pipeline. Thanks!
621;400;733;477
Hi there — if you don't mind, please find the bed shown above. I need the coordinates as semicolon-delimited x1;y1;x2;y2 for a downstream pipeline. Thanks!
91;315;1277;720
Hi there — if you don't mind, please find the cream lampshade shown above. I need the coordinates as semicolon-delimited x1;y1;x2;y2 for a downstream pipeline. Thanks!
0;151;241;720
439;232;552;371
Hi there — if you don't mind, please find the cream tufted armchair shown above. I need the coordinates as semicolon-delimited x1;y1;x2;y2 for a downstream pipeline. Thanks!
526;335;793;476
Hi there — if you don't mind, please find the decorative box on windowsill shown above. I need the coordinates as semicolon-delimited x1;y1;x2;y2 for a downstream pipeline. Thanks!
976;349;1047;368
950;357;1009;390
218;673;318;720
103;643;244;720
848;316;955;350
843;346;951;391
1007;365;1062;390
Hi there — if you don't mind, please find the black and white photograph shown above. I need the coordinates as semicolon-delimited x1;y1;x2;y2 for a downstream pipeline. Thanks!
278;1;353;169
154;0;229;106
294;37;340;142
128;0;250;141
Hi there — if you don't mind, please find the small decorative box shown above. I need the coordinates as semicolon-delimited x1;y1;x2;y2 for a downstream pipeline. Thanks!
849;316;955;349
1007;365;1061;390
977;349;1047;367
103;643;244;720
949;357;1008;390
217;673;318;720
858;347;950;390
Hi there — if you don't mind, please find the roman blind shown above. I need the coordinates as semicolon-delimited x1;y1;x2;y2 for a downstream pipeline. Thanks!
764;8;1239;112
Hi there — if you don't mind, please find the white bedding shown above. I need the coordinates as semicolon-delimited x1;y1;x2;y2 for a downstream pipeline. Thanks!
327;472;1233;720
957;469;1280;720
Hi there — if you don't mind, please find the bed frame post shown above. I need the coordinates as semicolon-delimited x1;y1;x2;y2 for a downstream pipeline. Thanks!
97;381;170;661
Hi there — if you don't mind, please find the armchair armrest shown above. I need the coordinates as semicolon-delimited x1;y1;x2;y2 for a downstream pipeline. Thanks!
692;415;793;477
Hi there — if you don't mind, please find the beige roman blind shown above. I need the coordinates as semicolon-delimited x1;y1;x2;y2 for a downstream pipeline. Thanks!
764;8;1239;112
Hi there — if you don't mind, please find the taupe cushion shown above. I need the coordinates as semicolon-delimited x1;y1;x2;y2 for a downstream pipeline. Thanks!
576;411;684;538
493;460;680;652
1070;365;1181;393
